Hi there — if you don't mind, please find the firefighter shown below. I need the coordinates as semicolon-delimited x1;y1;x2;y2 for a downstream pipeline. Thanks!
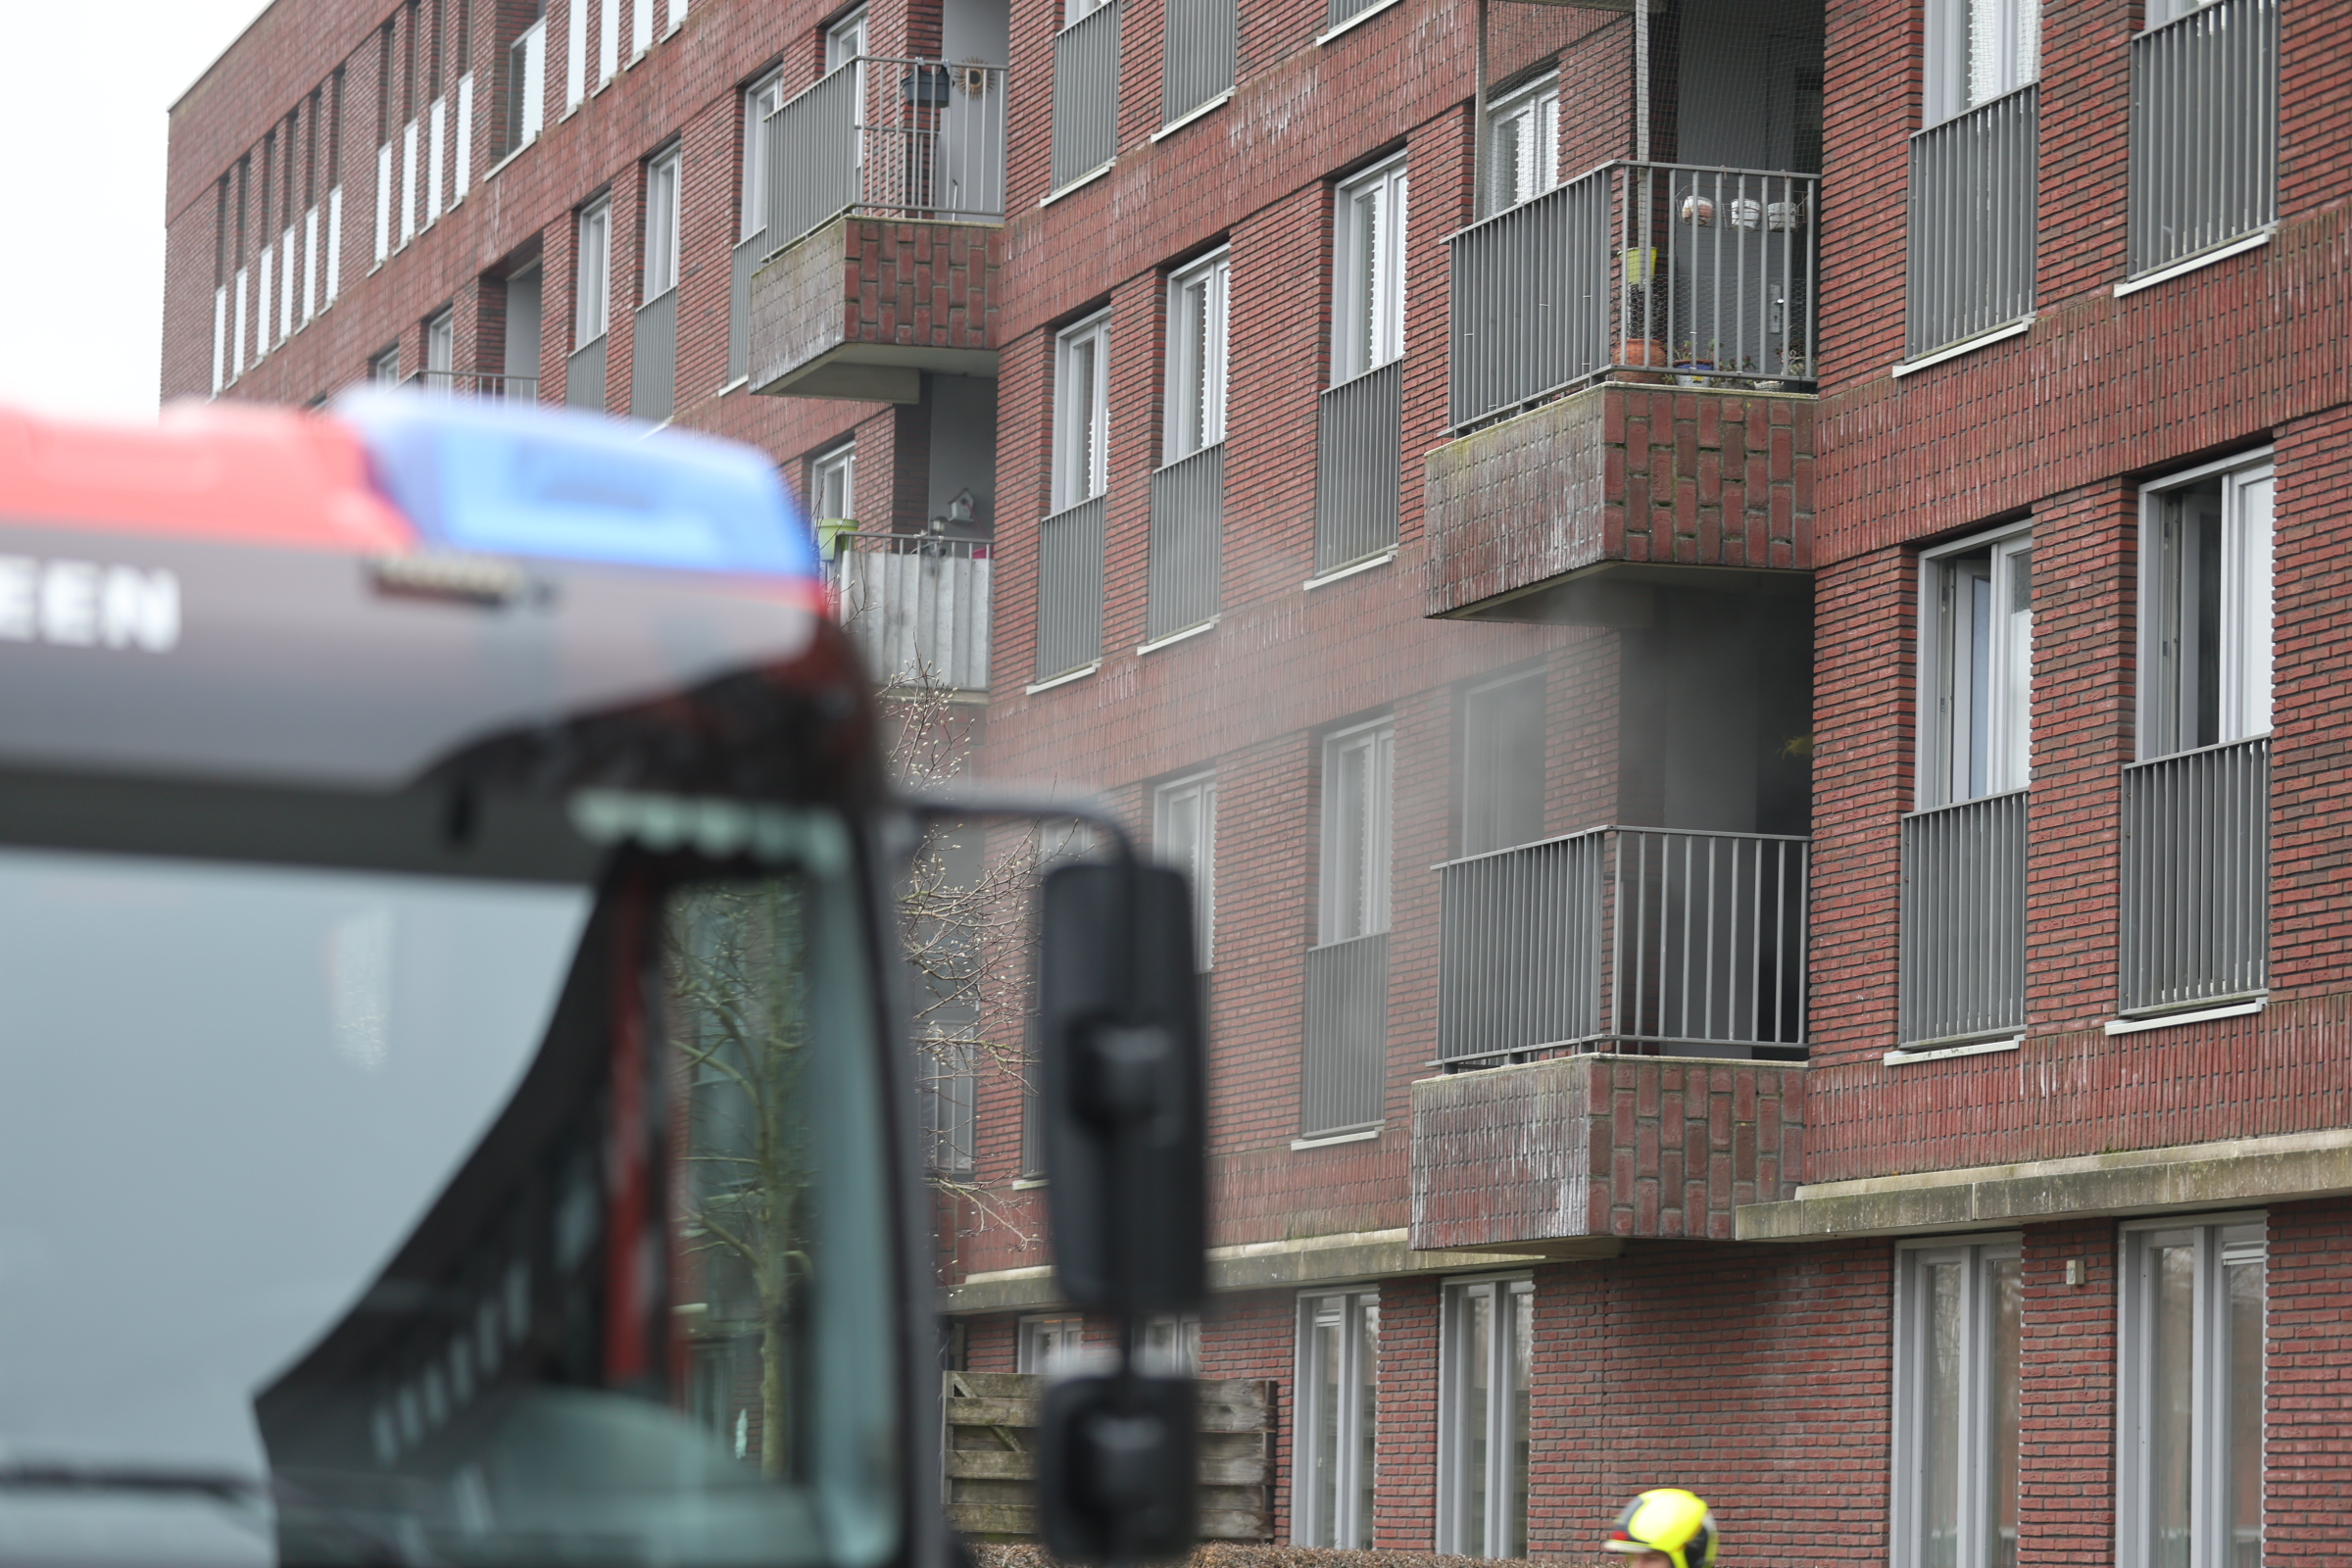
1601;1488;1719;1568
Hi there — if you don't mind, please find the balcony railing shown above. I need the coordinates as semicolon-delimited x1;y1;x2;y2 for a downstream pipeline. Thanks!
631;289;677;422
1036;495;1105;681
564;337;607;410
1161;0;1234;124
831;531;993;693
762;57;1008;258
1303;932;1388;1135
729;231;762;383
2129;0;2278;278
402;369;542;398
1898;791;2027;1049
1434;827;1809;1065
2121;738;2270;1014
1314;359;1402;575
1147;443;1222;642
1447;161;1819;429
1908;85;2037;359
1052;0;1121;190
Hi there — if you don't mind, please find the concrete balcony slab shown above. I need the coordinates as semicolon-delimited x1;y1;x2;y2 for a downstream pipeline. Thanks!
749;217;1000;403
1409;1053;1806;1250
1423;382;1815;623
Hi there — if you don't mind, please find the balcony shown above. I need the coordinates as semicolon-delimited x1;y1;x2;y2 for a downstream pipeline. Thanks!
1435;827;1808;1068
1050;0;1120;191
1425;163;1817;623
2129;0;2277;279
401;370;541;398
1898;791;2028;1050
2120;738;2270;1014
830;531;993;694
1302;933;1389;1139
1908;86;2037;360
747;59;1005;403
1147;444;1222;642
1034;496;1105;682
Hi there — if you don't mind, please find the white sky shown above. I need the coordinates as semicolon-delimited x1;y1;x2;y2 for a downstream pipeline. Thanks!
0;0;274;423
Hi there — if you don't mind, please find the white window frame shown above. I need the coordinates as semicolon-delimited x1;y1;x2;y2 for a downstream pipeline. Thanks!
1139;1313;1200;1375
1484;75;1557;214
1925;0;2041;125
2136;451;2275;761
1293;1289;1378;1548
810;441;857;523
1459;667;1546;857
825;9;868;73
1318;718;1394;946
1163;249;1230;462
369;344;402;383
643;145;682;301
2117;1212;2267;1568
600;0;620;84
1053;311;1112;513
1333;157;1408;386
742;69;785;240
566;0;588;108
1016;1313;1090;1374
1917;521;2034;808
511;13;548;149
1890;1235;2023;1568
422;307;455;389
1436;1274;1532;1559
1154;770;1216;969
1064;0;1112;24
575;196;612;345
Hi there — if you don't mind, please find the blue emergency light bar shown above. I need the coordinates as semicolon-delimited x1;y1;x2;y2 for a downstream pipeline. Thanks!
334;389;818;580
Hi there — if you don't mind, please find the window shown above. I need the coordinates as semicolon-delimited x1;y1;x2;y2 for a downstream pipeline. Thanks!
423;308;455;390
600;0;620;84
1319;720;1394;946
742;70;785;241
565;0;587;109
1054;313;1111;512
1926;0;2040;123
1066;0;1111;21
1919;526;2033;807
369;344;401;383
1295;1291;1377;1548
2119;1216;2266;1568
810;442;857;523
1485;76;1557;213
2138;457;2274;760
643;146;682;301
1154;772;1216;968
1438;1277;1531;1558
1892;1238;2022;1568
508;5;547;151
1460;670;1545;856
1139;1314;1200;1375
633;0;655;57
575;197;612;345
1333;158;1407;385
1017;1315;1089;1374
825;9;868;71
1164;251;1230;462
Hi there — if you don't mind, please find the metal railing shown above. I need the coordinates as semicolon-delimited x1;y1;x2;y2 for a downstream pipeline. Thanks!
2120;738;2270;1014
1434;827;1809;1064
565;337;607;409
1314;359;1402;575
1908;85;2037;359
401;369;542;398
1447;161;1820;429
1325;0;1387;28
1161;0;1235;124
762;57;1008;259
631;289;677;421
1898;791;2027;1048
1147;443;1222;642
1303;932;1388;1135
1052;0;1122;190
832;531;993;692
2129;0;2278;277
1036;495;1105;680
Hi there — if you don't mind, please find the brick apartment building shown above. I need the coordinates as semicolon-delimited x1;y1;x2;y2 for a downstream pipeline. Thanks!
163;0;2352;1555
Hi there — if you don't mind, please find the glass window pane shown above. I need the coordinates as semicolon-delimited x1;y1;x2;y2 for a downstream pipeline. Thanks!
1987;1253;2022;1568
2151;1243;2197;1568
1920;1258;1964;1568
2225;1255;2264;1568
1355;1298;1378;1548
1460;1288;1492;1558
1311;1307;1341;1545
1506;1286;1532;1557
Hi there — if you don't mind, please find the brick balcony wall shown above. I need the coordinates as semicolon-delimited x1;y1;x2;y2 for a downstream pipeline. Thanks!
749;217;1001;390
1423;384;1814;620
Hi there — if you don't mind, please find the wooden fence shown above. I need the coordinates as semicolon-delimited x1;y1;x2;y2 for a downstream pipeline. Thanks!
943;1371;1276;1543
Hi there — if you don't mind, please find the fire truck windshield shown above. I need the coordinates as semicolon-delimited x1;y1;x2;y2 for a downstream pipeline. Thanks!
0;813;902;1567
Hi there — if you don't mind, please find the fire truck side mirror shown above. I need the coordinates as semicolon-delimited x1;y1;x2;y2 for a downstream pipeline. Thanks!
1034;861;1206;1312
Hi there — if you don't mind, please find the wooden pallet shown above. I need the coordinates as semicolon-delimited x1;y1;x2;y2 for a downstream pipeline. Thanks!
943;1371;1276;1543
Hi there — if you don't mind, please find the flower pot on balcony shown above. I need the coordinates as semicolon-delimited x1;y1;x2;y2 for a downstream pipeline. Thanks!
1679;194;1714;226
1727;197;1763;230
1766;199;1808;231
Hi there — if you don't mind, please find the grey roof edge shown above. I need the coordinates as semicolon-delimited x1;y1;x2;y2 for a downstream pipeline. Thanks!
1736;1128;2352;1242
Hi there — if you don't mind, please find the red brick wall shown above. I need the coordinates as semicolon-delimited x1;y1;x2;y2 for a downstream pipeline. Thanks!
2017;1220;2116;1568
2267;1198;2352;1567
